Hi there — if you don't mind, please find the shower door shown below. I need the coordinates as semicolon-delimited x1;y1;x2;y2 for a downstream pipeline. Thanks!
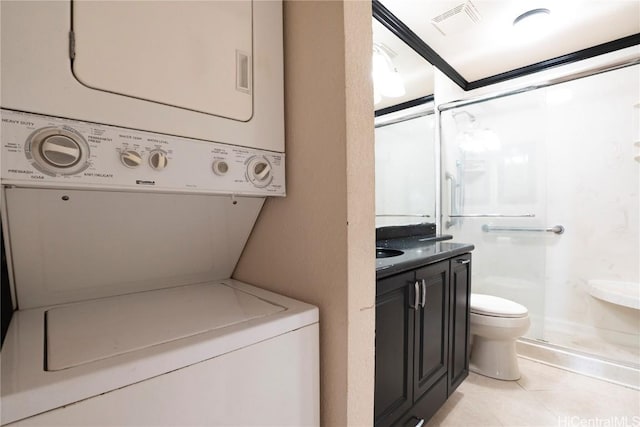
440;91;551;340
439;64;640;366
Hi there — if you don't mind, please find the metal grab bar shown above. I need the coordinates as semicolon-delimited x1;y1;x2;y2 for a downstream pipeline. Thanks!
445;173;458;213
376;214;430;218
450;214;535;218
445;172;459;229
482;224;565;234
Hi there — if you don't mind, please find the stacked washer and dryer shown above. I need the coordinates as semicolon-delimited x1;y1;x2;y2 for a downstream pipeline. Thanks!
0;1;319;425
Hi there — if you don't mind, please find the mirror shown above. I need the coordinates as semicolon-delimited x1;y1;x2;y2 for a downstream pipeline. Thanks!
373;15;437;229
374;104;436;228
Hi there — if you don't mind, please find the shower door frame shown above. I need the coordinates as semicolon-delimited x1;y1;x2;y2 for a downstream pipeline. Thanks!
435;57;640;386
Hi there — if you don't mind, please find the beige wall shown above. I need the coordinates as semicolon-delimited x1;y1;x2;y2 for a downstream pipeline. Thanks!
233;1;375;426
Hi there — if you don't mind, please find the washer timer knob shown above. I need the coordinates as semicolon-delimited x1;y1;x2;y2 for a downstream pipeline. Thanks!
120;150;142;168
26;126;90;176
246;156;272;188
149;150;168;170
40;135;82;168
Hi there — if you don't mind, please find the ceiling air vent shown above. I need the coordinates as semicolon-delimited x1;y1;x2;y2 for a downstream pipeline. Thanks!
431;1;481;36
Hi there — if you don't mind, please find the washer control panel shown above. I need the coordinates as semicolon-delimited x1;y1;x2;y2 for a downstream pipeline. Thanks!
1;110;285;196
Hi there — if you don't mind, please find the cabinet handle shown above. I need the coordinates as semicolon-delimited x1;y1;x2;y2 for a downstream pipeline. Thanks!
411;281;420;310
457;259;470;264
421;279;426;308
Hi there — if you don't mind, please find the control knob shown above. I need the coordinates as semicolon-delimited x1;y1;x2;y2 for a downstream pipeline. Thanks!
212;159;229;176
41;135;81;167
246;156;272;188
27;126;90;176
120;150;142;168
149;150;168;170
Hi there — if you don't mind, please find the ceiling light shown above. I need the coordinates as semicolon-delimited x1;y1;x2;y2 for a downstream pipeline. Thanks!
513;8;551;27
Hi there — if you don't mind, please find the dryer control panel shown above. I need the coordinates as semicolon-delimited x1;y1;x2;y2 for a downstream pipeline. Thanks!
0;110;285;196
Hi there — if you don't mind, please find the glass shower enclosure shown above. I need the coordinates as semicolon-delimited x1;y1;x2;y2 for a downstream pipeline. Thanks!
440;64;640;371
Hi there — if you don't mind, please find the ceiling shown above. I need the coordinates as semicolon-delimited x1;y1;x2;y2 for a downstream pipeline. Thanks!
373;0;640;103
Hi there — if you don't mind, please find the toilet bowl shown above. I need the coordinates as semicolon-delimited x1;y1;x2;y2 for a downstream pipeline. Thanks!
469;293;530;381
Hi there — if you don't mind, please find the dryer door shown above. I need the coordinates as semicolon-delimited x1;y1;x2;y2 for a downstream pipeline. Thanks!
71;1;253;121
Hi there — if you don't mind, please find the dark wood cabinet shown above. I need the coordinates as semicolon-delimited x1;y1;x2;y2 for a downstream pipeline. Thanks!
448;254;471;393
375;254;471;427
374;271;414;425
413;262;449;401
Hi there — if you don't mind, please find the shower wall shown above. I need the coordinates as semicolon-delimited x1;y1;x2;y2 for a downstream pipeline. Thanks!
543;66;639;364
441;64;640;366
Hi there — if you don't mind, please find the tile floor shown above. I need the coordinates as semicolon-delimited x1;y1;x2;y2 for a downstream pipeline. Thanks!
427;358;640;427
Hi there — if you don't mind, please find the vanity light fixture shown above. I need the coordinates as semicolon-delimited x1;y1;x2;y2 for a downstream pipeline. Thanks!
374;88;382;105
372;44;406;99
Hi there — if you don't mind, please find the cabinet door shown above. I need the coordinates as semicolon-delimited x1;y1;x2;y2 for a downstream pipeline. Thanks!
375;272;416;427
397;374;447;427
448;254;471;394
413;261;449;401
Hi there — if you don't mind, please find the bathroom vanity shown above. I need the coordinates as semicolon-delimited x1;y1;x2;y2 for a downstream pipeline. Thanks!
375;230;474;427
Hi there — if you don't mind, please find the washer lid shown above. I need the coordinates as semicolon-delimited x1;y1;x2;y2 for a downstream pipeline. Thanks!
470;294;528;318
46;282;285;371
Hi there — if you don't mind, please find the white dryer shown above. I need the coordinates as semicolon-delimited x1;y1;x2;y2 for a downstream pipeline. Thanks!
1;0;284;152
0;111;319;426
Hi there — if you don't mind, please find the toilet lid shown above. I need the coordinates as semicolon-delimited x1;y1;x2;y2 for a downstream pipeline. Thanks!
470;294;528;318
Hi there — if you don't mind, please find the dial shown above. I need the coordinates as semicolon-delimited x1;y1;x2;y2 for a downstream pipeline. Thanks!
212;159;229;176
149;150;168;170
120;150;142;168
41;135;81;167
26;126;90;176
246;156;272;188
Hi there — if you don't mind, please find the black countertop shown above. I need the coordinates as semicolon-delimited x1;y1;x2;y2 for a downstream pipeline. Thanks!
376;235;474;279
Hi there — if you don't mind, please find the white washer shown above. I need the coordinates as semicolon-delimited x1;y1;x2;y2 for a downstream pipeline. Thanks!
0;111;319;426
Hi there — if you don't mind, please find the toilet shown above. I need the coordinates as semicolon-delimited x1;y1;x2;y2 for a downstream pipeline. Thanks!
469;293;530;381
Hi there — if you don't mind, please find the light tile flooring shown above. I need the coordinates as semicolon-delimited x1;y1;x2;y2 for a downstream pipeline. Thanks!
427;358;640;426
